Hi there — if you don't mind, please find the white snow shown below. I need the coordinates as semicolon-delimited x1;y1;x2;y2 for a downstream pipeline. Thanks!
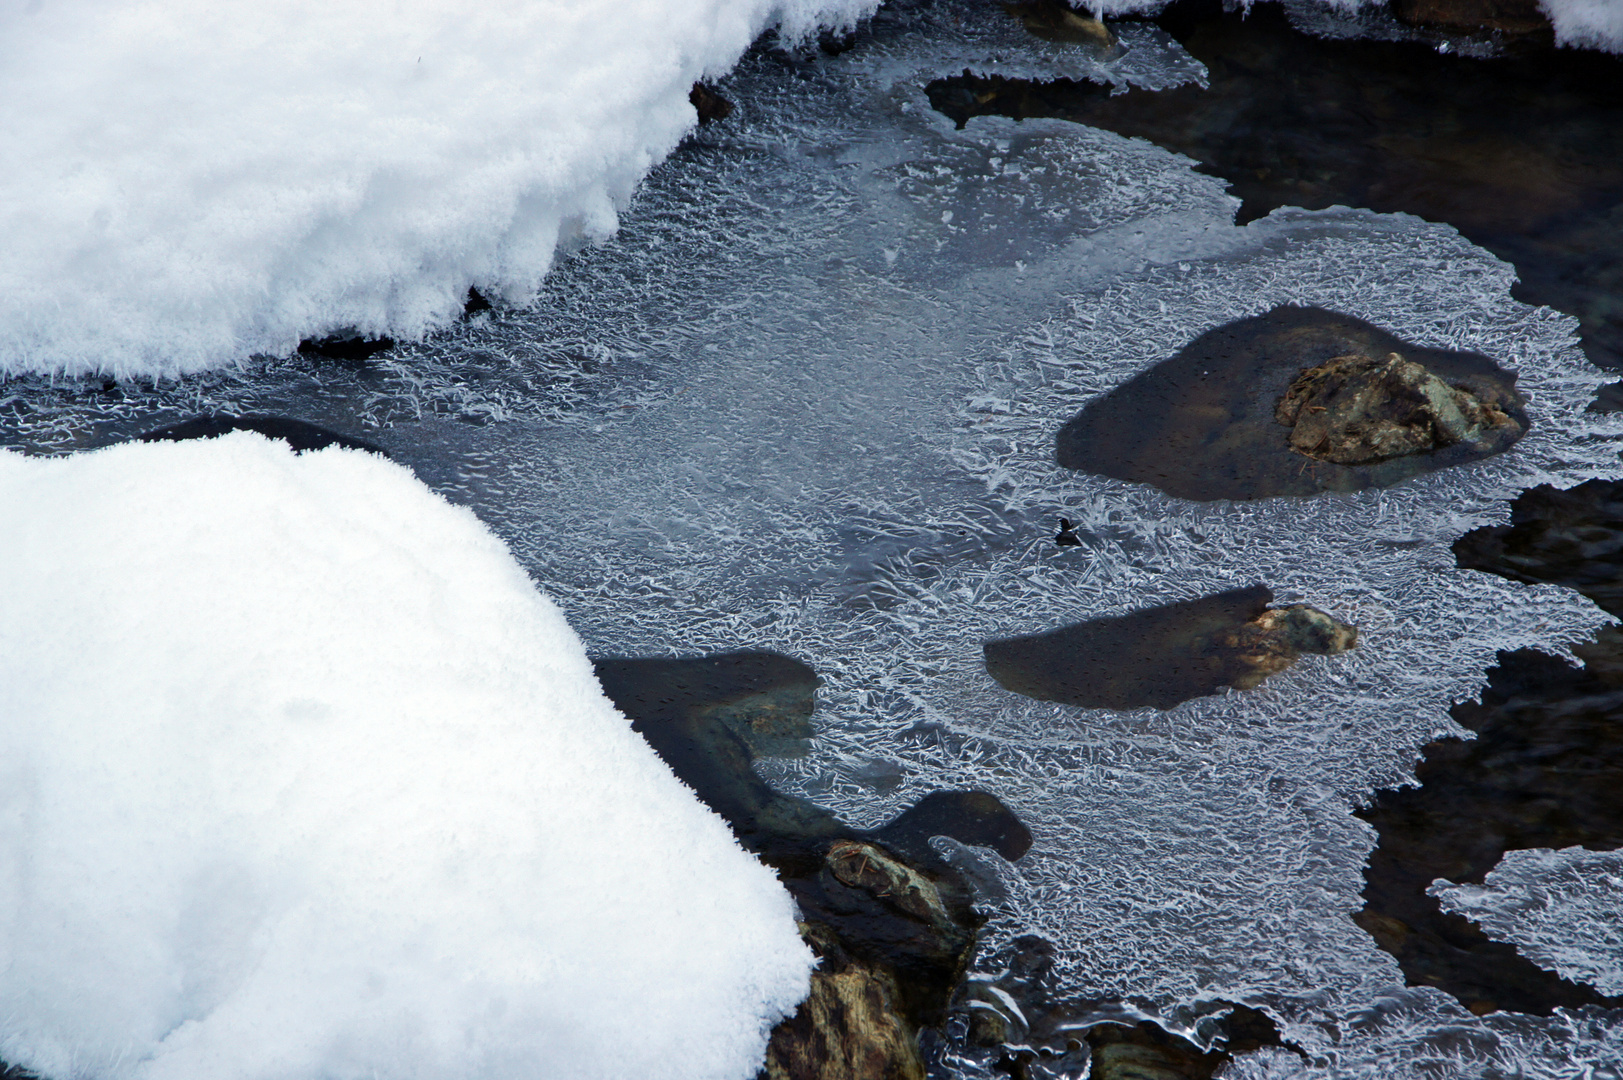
1541;0;1623;50
0;0;873;377
0;433;813;1080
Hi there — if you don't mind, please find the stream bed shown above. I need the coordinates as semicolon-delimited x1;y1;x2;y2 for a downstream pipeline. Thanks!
5;1;1623;1076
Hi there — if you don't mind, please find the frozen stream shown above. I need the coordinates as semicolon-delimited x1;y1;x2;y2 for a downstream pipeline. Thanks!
7;1;1623;1076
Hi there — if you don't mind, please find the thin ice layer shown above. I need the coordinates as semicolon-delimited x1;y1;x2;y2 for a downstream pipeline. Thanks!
0;0;875;377
1432;848;1623;997
0;434;811;1080
4;2;1622;1076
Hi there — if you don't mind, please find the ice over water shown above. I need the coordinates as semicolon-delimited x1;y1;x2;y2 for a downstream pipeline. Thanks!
0;0;874;376
0;435;812;1080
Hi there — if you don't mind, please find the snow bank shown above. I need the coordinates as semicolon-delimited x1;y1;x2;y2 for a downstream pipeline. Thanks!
1541;0;1623;50
0;434;812;1080
0;0;873;377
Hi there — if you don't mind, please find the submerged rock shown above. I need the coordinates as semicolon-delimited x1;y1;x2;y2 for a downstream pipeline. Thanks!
1276;351;1521;466
984;585;1356;711
1003;0;1116;53
955;935;1301;1077
1054;306;1528;500
765;923;925;1080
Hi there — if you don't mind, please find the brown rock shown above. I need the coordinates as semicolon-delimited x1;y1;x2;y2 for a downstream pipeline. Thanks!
1390;0;1552;38
1276;351;1522;466
984;585;1357;711
765;924;925;1080
1003;0;1117;52
1087;1021;1223;1080
825;840;954;930
1215;604;1358;691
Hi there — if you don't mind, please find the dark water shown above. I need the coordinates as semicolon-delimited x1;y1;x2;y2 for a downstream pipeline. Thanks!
1344;483;1623;1015
927;0;1623;386
1053;305;1525;500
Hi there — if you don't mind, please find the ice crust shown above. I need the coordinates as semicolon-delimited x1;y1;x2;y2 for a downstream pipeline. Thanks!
0;435;812;1080
6;0;1623;1076
1432;848;1623;998
0;0;876;377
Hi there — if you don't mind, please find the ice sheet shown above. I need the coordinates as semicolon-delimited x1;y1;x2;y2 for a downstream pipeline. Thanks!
1433;848;1623;998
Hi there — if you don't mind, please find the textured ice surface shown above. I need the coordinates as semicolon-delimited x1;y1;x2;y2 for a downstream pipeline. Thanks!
0;435;812;1080
1433;848;1623;998
0;0;876;376
4;1;1623;1076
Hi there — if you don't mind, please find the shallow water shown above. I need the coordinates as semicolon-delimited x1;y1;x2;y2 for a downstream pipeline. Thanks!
5;1;1623;1076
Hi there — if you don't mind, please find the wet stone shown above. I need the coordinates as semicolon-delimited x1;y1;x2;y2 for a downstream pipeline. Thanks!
765;923;925;1080
984;585;1356;711
1053;306;1527;500
1003;0;1116;53
1389;0;1553;41
1275;351;1522;466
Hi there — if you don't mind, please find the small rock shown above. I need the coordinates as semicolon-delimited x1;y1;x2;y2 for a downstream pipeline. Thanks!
690;82;734;125
985;585;1356;711
1215;604;1358;691
1276;351;1522;466
1087;1022;1221;1080
1389;0;1552;39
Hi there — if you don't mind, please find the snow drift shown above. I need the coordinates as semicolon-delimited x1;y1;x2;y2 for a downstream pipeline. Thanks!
0;0;873;377
0;434;812;1080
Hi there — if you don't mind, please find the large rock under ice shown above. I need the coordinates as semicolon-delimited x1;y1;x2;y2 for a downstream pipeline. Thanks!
0;433;812;1080
1055;306;1528;500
